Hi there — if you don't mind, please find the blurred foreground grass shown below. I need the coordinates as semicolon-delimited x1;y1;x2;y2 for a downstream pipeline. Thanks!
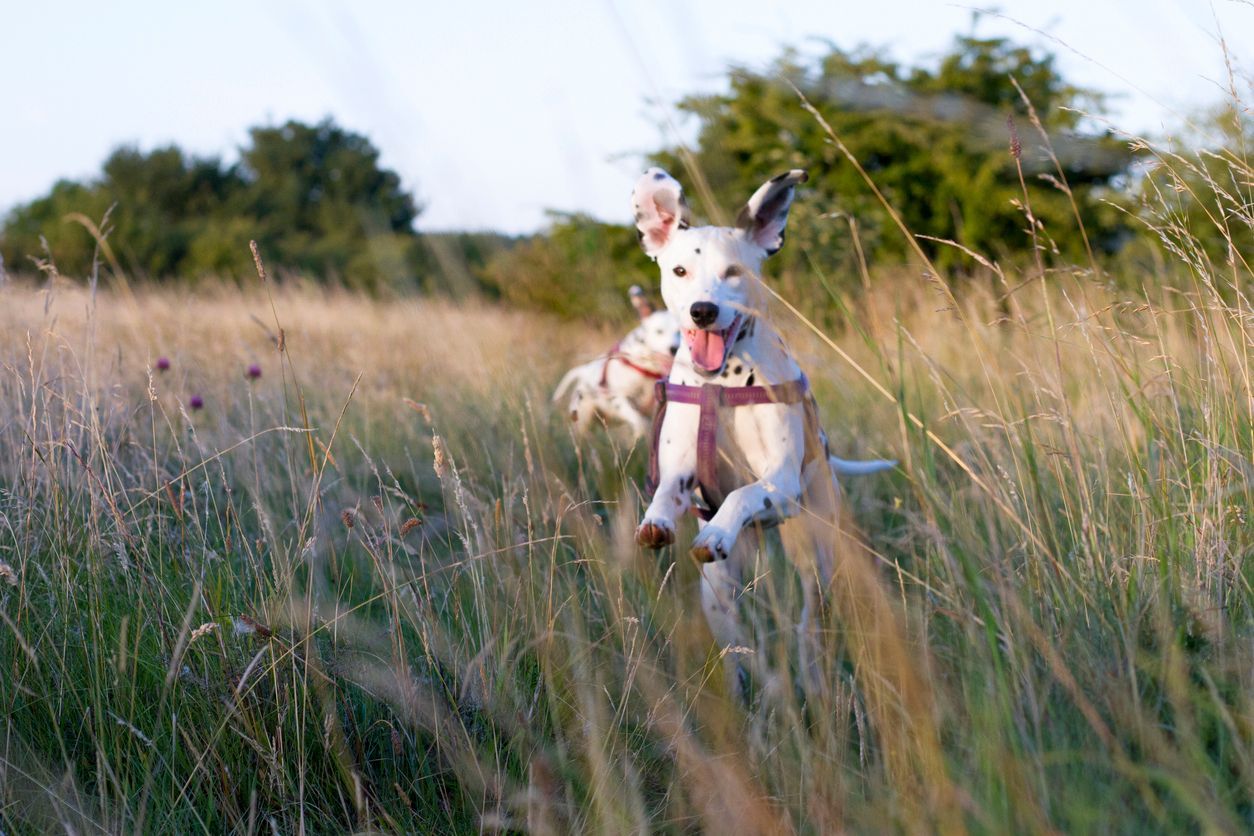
0;248;1248;834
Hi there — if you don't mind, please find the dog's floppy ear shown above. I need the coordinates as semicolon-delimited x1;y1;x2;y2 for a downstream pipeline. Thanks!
632;168;690;257
736;169;807;256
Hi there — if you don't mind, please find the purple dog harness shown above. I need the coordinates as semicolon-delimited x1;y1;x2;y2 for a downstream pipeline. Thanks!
646;374;813;518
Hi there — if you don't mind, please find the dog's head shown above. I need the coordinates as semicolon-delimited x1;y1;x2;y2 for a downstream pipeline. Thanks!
616;285;677;360
626;284;680;358
634;308;681;359
631;167;806;375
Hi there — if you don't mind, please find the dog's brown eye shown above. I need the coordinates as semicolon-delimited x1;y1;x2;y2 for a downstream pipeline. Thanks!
724;264;743;279
673;265;687;277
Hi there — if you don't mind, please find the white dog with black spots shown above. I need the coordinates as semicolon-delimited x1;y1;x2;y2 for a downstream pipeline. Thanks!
630;166;895;693
552;286;680;438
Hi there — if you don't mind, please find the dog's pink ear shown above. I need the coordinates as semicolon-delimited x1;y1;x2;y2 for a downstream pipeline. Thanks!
632;168;689;257
736;170;807;256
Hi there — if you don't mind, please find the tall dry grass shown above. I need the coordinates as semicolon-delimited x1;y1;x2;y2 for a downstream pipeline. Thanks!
1;114;1251;833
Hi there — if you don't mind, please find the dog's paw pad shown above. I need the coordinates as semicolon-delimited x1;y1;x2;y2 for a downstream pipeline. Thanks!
690;544;716;563
691;528;732;563
636;521;674;549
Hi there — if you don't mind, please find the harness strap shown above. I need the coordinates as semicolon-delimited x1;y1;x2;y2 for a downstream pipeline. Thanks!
599;341;668;387
647;375;809;518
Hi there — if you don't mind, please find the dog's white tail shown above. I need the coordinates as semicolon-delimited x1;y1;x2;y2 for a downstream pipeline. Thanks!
829;455;896;476
551;368;582;404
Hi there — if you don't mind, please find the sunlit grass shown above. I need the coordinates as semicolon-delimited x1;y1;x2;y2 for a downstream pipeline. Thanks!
1;127;1251;833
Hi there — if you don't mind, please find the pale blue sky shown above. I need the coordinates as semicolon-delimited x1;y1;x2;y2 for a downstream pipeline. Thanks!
2;1;1249;233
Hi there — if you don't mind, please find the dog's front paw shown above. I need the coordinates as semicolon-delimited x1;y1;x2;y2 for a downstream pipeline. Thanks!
690;525;734;563
636;518;675;549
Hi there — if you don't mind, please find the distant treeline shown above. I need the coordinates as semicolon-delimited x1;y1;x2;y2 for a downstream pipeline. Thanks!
2;36;1247;321
0;118;516;294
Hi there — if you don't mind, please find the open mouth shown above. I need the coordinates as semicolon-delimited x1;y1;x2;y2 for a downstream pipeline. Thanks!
683;315;742;374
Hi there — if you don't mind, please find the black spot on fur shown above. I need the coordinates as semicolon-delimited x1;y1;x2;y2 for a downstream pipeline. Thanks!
694;247;700;254
746;372;755;386
653;172;665;180
763;497;773;508
733;364;742;375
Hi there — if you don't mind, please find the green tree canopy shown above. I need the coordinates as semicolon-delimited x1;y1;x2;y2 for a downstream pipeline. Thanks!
480;212;655;321
239;120;422;289
0;118;424;291
651;36;1136;283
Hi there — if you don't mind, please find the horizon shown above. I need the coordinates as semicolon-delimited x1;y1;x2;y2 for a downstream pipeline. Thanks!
1;0;1249;236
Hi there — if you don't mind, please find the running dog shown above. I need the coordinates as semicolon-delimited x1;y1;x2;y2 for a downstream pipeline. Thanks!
552;286;680;438
630;167;894;687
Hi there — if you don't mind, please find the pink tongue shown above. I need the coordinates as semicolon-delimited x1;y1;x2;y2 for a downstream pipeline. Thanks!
685;329;727;371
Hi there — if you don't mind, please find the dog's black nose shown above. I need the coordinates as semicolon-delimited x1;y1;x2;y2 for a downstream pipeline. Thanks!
690;302;719;328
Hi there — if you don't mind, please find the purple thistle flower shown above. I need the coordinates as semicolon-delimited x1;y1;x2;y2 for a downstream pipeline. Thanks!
246;363;262;380
189;395;204;411
155;357;171;372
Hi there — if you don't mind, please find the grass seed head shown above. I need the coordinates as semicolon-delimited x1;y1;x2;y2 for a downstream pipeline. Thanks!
432;434;449;478
189;622;218;642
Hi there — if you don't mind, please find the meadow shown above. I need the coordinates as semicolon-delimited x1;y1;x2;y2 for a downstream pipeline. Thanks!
1;145;1252;832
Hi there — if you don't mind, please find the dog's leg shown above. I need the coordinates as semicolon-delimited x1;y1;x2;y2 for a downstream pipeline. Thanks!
689;467;802;563
567;389;597;434
697;531;754;699
600;394;650;440
636;405;698;548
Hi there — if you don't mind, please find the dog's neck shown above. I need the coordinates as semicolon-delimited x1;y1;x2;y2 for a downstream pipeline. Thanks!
669;316;802;388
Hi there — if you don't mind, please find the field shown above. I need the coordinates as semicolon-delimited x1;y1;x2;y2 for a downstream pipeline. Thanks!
1;228;1250;834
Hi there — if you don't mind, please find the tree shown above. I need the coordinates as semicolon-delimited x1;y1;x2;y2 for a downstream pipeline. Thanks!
0;178;110;277
0;118;425;290
240;119;423;290
651;37;1135;287
0;145;243;280
479;213;657;322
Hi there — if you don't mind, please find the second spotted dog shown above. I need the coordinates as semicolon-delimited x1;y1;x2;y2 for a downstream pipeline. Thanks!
552;286;680;438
